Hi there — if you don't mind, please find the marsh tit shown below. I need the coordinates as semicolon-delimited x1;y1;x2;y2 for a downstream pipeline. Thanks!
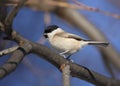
44;25;109;59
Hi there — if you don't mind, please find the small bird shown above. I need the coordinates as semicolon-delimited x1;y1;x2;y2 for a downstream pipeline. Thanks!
44;25;109;59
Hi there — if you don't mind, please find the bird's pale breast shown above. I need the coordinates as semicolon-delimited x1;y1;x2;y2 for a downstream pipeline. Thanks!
50;36;81;54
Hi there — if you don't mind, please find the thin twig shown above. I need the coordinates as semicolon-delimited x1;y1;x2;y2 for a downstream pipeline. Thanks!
5;0;27;25
62;63;70;86
3;0;120;19
72;0;120;19
0;22;5;31
44;11;51;26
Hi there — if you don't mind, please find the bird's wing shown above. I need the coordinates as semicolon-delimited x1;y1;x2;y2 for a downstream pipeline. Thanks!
56;32;87;41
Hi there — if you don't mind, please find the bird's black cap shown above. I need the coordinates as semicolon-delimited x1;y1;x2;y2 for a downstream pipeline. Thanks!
44;25;59;33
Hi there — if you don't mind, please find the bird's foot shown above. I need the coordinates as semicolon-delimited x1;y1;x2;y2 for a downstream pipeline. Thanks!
67;58;74;63
66;55;74;62
59;53;74;62
59;53;66;58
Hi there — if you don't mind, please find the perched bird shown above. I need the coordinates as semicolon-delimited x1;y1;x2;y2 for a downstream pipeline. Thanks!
44;25;109;59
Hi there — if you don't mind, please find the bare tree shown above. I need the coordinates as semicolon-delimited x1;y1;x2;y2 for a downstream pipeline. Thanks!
0;0;120;86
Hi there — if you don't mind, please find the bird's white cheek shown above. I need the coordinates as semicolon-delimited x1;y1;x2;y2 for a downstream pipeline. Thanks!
47;34;54;41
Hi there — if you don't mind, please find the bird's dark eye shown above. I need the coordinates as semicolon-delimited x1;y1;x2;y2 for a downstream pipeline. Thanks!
44;34;48;38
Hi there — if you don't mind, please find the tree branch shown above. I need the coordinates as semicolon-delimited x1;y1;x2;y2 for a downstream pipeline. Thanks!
62;63;70;86
0;0;31;79
31;43;120;86
0;45;19;57
0;42;32;79
5;0;27;25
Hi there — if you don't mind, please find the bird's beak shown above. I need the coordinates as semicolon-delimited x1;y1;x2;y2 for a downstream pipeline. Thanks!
44;33;48;38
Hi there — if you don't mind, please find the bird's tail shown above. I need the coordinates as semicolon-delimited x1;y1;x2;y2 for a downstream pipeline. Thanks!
87;41;109;46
